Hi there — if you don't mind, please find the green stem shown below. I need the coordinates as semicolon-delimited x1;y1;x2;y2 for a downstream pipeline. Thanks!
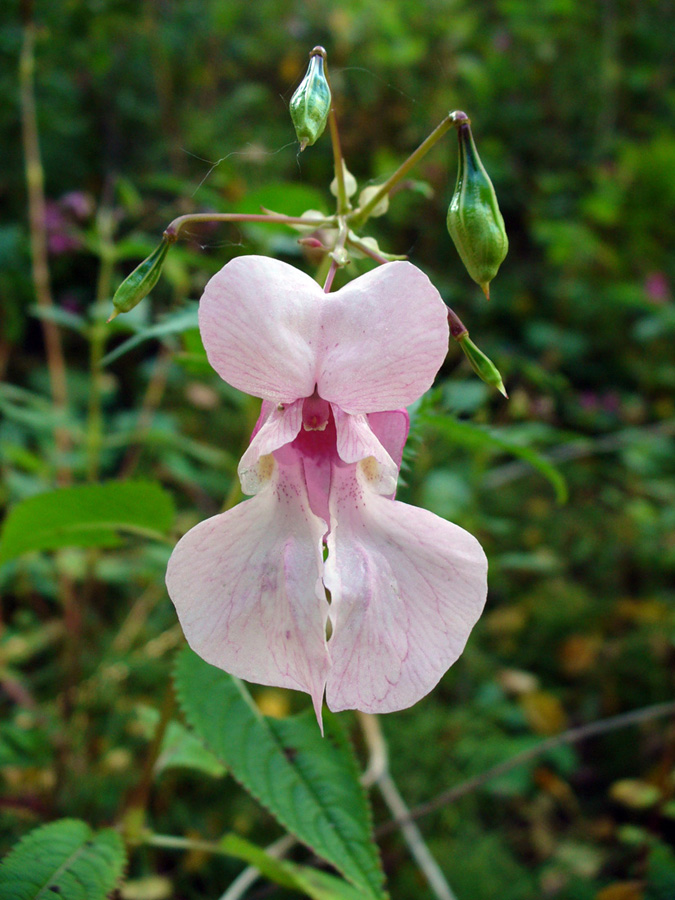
321;53;348;216
146;833;227;854
346;234;403;265
218;836;296;900
314;253;333;286
87;207;116;481
163;212;336;242
118;345;172;479
323;218;349;292
351;112;459;227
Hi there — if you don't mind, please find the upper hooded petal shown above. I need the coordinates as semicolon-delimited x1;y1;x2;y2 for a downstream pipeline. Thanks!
166;456;330;725
317;262;449;414
323;464;487;714
199;255;322;403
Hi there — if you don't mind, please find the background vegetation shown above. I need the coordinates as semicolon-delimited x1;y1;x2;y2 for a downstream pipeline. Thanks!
1;0;674;898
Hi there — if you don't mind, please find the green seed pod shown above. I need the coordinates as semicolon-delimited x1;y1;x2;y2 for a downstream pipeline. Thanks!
290;48;331;151
447;116;508;299
108;238;170;321
458;332;507;397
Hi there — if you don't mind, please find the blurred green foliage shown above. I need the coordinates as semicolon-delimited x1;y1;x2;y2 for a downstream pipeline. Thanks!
1;0;674;898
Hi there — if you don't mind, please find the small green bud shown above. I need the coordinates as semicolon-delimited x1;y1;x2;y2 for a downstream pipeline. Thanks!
108;238;171;321
447;113;508;299
290;47;331;151
457;332;507;397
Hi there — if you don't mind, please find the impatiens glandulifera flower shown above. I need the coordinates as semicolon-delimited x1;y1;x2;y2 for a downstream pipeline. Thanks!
165;256;488;727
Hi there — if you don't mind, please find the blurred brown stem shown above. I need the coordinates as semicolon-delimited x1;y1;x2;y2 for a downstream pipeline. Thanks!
19;15;70;482
20;13;81;774
119;684;176;826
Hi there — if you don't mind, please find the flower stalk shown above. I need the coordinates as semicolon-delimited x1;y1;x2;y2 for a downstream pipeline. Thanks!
351;112;456;227
321;50;350;216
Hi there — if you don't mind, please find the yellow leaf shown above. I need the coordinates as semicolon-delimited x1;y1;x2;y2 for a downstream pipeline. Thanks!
609;779;661;809
595;882;644;900
559;634;602;676
521;691;567;735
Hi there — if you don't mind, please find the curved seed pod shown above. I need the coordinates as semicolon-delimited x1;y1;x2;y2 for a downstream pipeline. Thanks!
290;48;331;151
458;332;507;397
108;238;170;321
447;116;508;298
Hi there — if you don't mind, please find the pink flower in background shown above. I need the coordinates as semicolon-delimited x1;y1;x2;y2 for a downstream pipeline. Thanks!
166;256;487;724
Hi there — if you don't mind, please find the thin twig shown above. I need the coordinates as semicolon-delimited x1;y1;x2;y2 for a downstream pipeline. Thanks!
163;211;335;242
320;49;348;217
482;418;675;491
359;712;459;900
377;700;675;836
351;112;456;227
345;235;405;266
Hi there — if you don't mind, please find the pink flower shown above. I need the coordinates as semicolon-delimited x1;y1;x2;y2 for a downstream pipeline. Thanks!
166;256;487;724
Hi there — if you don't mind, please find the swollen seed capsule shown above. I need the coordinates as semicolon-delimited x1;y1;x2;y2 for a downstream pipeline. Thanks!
108;238;170;321
290;48;331;151
447;116;508;299
458;332;508;397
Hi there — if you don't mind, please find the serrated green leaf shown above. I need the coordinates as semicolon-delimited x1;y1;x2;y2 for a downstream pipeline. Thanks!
0;481;174;565
0;818;126;900
174;648;386;900
422;413;568;503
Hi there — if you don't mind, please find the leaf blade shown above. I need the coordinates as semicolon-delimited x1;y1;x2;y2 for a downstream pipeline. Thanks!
174;648;386;899
0;819;126;900
0;481;175;565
